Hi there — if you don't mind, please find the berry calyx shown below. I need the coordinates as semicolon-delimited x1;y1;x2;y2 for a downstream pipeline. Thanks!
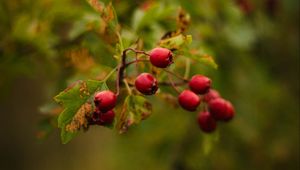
203;89;221;103
197;111;217;133
92;110;115;125
189;75;212;94
135;73;158;95
178;90;200;111
208;98;235;121
149;47;173;68
94;90;117;112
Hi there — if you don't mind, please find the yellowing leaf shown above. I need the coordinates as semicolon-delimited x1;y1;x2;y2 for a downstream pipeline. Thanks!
115;95;152;134
54;80;108;144
159;34;192;50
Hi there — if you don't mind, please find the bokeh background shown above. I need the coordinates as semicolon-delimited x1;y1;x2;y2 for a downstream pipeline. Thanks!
0;0;299;170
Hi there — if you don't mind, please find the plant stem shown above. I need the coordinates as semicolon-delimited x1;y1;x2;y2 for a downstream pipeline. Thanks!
123;48;150;56
184;58;191;79
123;79;132;95
115;48;150;96
167;73;180;94
163;69;188;82
158;81;186;86
125;59;149;67
103;66;118;81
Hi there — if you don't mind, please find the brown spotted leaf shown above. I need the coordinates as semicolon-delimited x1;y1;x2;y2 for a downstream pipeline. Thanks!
115;95;152;134
54;80;108;144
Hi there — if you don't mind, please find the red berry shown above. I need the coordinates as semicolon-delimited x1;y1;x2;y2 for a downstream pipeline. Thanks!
178;90;200;111
92;110;115;125
203;89;221;103
208;98;235;121
197;111;217;133
189;75;211;94
94;90;117;112
135;73;158;95
149;47;173;68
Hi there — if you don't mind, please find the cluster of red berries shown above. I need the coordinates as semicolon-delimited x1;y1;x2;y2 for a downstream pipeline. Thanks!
90;90;117;125
89;47;172;126
178;75;235;133
90;47;235;133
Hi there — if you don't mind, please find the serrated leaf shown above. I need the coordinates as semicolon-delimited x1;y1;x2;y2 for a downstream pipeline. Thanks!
115;95;152;133
192;54;218;69
159;34;192;49
87;1;120;38
86;0;104;13
185;50;218;69
104;2;119;33
54;80;108;144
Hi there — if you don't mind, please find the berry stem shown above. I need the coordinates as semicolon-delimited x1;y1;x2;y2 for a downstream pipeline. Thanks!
167;73;180;94
123;79;132;95
184;58;191;79
125;59;149;67
116;48;149;96
163;69;188;82
123;48;150;56
103;66;118;81
158;81;186;86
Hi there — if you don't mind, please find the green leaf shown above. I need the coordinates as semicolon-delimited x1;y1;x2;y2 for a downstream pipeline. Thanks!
104;2;119;33
184;49;218;69
115;95;152;133
191;54;218;69
159;34;192;49
61;128;78;144
54;80;108;144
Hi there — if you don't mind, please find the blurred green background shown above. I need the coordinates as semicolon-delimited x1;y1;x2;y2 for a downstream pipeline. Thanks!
0;0;299;170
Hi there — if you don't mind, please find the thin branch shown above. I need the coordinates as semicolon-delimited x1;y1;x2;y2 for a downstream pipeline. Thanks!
123;48;150;56
163;69;189;82
116;48;149;96
184;58;191;79
103;66;118;81
125;59;149;67
123;79;132;95
158;81;186;86
167;73;181;94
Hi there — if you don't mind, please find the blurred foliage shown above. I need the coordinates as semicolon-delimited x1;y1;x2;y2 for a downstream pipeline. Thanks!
0;0;299;170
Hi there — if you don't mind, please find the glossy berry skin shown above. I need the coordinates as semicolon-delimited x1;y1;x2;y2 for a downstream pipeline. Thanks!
197;111;217;133
94;90;117;112
208;98;235;121
135;73;158;95
92;110;115;125
189;75;212;94
149;47;173;68
178;90;200;111
203;89;220;103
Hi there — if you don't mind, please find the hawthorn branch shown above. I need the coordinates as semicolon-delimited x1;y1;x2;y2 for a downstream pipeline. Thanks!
116;48;150;96
162;69;189;82
167;73;180;94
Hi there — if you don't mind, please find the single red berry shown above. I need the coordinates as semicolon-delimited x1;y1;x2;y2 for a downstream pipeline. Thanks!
189;75;212;94
178;90;200;111
94;90;117;112
135;73;158;95
92;109;115;125
208;98;235;121
197;111;217;133
203;89;221;103
149;47;173;68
